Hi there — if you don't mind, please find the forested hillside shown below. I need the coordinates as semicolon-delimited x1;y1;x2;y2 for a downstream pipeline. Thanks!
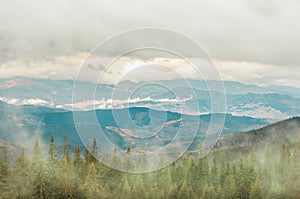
1;129;300;198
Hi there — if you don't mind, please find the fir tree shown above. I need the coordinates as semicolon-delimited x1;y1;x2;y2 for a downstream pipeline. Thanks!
83;163;103;198
0;145;10;197
250;177;262;199
48;135;58;163
11;149;30;198
222;175;238;199
63;136;71;163
179;180;195;199
30;139;49;199
202;183;216;199
73;146;82;167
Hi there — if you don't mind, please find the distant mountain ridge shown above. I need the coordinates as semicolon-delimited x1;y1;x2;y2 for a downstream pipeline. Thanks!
1;101;299;163
1;77;300;119
0;101;269;152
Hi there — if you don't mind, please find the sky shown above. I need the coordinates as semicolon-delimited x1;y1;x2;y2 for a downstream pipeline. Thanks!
0;0;299;87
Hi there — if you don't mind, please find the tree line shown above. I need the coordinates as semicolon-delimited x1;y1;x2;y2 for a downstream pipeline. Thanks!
0;135;300;198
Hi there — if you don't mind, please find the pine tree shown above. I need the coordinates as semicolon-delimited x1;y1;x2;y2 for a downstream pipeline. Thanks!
10;148;30;198
250;177;262;199
30;139;49;199
84;145;91;163
172;164;184;186
120;175;131;199
201;183;216;199
133;175;147;199
168;183;178;199
48;135;58;163
237;156;252;199
179;180;195;199
15;148;27;167
83;163;103;198
73;146;82;167
47;136;59;198
219;156;227;186
148;184;163;199
0;145;9;181
57;154;76;198
222;175;238;199
210;151;218;186
63;136;71;163
200;155;209;190
0;145;10;197
91;138;98;159
155;167;172;198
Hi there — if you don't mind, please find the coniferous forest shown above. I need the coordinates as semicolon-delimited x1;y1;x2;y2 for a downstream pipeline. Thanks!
1;0;300;198
0;135;300;199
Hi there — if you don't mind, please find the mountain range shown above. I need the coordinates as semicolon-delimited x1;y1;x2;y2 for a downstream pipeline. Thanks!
0;100;299;164
0;101;269;152
1;77;300;120
1;77;299;159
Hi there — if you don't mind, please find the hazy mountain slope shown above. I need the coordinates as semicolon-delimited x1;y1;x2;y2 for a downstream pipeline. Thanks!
0;101;268;151
215;117;300;149
1;100;299;163
1;77;300;119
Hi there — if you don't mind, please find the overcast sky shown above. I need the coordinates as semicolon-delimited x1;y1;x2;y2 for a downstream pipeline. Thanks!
0;0;299;87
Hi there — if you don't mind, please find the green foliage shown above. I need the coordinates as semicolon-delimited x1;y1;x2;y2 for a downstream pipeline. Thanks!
0;146;10;198
63;136;71;163
29;139;50;198
179;180;195;199
222;175;238;199
48;135;58;163
202;183;216;199
250;177;262;199
0;136;299;198
73;146;82;167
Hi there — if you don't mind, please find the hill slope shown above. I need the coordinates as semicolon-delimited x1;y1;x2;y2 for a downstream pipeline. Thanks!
0;101;268;152
215;116;300;149
213;117;300;160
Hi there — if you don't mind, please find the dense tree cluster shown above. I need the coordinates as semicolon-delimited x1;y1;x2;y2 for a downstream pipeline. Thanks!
0;136;300;198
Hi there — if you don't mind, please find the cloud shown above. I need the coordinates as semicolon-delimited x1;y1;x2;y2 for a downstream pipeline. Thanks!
0;0;299;89
245;0;282;17
65;96;193;112
0;96;53;106
0;0;299;67
1;52;300;88
230;102;289;119
0;53;87;80
214;60;300;87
